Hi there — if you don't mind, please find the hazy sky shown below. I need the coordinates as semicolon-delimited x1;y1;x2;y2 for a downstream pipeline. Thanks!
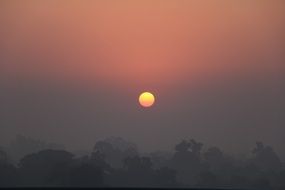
0;1;285;157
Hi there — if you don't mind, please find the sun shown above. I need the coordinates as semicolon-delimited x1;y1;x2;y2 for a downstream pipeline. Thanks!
139;92;155;108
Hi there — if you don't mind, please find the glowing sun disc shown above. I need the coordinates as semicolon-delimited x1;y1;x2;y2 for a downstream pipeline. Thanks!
139;92;155;107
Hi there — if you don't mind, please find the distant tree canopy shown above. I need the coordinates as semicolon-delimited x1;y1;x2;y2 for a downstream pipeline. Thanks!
0;147;8;163
19;149;74;186
93;137;138;168
8;135;64;163
0;136;284;189
252;142;282;171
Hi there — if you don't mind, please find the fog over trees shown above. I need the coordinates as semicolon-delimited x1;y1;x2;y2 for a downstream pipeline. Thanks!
0;136;284;189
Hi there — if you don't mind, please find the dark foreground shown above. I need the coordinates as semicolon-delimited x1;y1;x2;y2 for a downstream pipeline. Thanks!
1;137;284;189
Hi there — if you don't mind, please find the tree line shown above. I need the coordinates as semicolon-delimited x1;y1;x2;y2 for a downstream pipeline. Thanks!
0;135;284;189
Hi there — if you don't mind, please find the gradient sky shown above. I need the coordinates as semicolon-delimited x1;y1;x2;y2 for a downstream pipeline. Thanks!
0;1;285;157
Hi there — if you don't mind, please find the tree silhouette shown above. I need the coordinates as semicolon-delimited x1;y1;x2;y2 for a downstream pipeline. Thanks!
252;142;282;171
0;148;8;164
9;135;64;163
69;163;104;187
196;171;217;187
171;139;204;185
0;149;19;187
19;149;73;186
90;150;111;172
93;137;138;168
0;137;284;189
153;167;177;187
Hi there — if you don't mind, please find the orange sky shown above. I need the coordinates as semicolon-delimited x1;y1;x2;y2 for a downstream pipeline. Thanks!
1;0;285;91
1;1;285;155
